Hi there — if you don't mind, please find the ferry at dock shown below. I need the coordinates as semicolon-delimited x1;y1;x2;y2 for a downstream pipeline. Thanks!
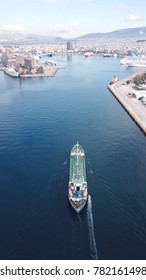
127;58;146;68
68;142;88;213
120;55;146;68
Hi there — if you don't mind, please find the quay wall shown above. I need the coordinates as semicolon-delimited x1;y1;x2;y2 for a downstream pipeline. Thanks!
20;72;56;78
19;65;64;78
108;73;146;135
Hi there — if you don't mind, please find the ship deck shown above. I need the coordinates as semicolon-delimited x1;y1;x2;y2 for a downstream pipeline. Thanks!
69;151;86;183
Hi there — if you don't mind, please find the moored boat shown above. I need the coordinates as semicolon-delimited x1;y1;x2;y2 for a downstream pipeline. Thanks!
4;67;19;78
121;55;146;68
84;52;93;57
120;57;133;65
127;59;146;68
103;53;114;57
109;74;118;85
68;142;88;213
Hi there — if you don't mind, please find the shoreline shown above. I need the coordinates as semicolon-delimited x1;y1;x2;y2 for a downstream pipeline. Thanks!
108;71;146;135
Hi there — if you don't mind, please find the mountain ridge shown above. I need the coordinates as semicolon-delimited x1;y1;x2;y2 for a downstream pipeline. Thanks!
77;27;146;40
0;26;146;44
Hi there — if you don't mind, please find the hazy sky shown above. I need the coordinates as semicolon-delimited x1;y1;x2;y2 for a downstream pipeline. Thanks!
1;0;146;37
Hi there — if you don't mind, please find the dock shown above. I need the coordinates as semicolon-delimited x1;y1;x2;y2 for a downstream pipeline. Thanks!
108;72;146;135
19;65;65;78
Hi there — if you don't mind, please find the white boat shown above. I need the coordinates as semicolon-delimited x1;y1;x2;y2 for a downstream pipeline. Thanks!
84;52;93;57
120;54;146;68
120;53;138;65
120;57;133;65
103;53;114;57
127;58;146;68
4;67;19;77
109;74;118;85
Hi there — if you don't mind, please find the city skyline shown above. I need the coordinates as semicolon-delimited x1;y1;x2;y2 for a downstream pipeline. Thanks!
1;0;146;38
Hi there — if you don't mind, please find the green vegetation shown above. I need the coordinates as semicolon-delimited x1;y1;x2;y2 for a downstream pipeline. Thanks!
133;73;146;86
36;66;44;74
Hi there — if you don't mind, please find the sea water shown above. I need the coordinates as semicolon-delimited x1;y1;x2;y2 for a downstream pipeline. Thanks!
0;54;146;259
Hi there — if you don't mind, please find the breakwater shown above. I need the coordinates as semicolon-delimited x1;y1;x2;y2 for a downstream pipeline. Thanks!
108;72;146;135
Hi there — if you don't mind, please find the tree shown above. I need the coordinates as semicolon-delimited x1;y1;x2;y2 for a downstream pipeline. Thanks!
37;66;44;74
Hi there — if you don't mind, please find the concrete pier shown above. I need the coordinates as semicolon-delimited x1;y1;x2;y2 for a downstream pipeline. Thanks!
19;65;65;78
108;72;146;135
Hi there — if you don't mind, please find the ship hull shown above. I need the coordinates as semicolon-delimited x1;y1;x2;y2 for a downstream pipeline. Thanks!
127;62;146;68
126;57;146;68
68;143;88;213
4;68;19;77
84;52;93;57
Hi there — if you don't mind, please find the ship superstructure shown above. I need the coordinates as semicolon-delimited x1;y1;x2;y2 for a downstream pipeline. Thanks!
68;142;88;213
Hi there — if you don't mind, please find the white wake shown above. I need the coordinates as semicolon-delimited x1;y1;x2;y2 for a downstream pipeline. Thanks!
87;195;98;259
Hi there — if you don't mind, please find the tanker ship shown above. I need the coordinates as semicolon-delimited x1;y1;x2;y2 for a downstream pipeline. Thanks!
68;142;88;213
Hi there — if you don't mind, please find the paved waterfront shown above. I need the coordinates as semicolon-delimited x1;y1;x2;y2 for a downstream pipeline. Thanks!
19;65;65;78
108;73;146;135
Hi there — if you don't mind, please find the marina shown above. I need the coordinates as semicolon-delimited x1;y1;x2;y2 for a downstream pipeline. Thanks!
108;72;146;135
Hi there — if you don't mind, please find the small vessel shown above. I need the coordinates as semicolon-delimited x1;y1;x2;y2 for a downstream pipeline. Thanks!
4;67;19;78
84;52;93;57
103;53;114;57
109;74;118;85
68;142;88;213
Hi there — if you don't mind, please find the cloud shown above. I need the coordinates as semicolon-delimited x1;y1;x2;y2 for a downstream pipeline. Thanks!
3;25;24;32
54;22;78;33
125;14;141;21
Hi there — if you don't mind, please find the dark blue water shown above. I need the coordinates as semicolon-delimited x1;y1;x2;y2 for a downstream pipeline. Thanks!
0;55;146;260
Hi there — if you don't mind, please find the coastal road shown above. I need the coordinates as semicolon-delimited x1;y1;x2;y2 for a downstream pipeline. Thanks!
108;75;146;134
